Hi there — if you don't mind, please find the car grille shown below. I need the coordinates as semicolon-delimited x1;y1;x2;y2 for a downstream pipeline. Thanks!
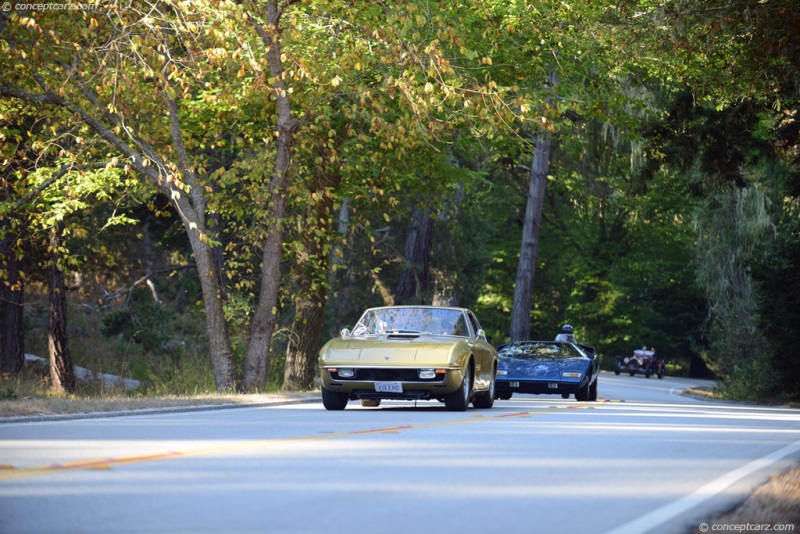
329;368;445;382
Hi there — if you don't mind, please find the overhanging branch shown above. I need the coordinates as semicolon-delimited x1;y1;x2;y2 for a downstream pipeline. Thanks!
13;162;121;209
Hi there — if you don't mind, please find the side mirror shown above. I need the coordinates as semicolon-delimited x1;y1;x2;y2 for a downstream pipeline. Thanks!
340;328;351;338
476;329;487;342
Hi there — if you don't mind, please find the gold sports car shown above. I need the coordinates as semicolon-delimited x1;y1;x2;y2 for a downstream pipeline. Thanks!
319;305;498;411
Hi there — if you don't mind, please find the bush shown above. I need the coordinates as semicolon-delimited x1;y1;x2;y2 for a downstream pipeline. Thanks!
724;358;781;401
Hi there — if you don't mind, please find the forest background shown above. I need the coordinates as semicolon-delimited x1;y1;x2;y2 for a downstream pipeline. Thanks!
1;0;798;402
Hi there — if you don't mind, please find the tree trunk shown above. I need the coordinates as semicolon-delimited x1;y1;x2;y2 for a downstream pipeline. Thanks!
187;228;237;391
242;0;299;392
329;199;354;339
283;284;327;390
0;223;25;377
509;132;552;342
243;205;286;392
283;174;341;391
48;221;75;394
394;206;434;304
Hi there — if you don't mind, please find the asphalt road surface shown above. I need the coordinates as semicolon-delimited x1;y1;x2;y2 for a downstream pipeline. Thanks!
1;373;799;534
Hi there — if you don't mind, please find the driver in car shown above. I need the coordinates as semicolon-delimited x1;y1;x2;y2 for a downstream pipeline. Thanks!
555;324;576;343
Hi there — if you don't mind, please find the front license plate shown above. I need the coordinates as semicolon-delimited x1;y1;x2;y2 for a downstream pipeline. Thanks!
375;382;403;393
510;381;520;388
548;382;558;389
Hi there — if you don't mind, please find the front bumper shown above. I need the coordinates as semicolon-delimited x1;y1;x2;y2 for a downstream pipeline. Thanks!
320;366;465;400
495;377;586;395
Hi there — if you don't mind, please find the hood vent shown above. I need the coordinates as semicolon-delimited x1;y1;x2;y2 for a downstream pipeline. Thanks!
386;332;422;340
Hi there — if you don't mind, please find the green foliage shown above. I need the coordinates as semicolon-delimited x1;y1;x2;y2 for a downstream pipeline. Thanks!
724;358;782;402
0;380;17;400
752;197;800;399
100;297;173;354
693;184;775;385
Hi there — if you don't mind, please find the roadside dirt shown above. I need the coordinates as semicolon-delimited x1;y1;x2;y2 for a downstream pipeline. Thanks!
691;465;800;532
0;392;318;419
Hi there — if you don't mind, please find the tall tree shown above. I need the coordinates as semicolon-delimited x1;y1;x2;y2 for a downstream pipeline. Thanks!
239;0;300;392
394;205;434;305
0;104;39;378
1;4;241;390
510;130;551;341
282;170;340;391
47;219;76;393
0;219;24;377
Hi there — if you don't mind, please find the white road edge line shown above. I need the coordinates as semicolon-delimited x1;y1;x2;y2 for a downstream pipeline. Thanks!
603;439;800;534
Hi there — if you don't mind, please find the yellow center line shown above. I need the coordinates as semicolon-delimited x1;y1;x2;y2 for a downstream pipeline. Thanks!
0;405;591;482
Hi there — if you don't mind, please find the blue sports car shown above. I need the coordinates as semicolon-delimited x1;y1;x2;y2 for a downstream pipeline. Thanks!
494;341;599;401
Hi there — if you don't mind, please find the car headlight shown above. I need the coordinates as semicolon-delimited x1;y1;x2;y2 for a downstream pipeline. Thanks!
623;357;630;364
561;372;582;378
496;370;508;376
419;369;436;379
337;368;355;378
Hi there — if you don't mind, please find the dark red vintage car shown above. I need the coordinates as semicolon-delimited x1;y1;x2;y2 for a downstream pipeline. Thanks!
615;348;664;379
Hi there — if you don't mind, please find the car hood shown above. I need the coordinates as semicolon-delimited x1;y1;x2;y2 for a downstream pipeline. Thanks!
320;334;460;365
500;357;588;380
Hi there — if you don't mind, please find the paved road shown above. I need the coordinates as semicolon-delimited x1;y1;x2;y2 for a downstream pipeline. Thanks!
1;373;799;534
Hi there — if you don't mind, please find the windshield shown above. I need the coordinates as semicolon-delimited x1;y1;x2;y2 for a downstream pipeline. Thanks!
499;342;583;359
352;307;469;337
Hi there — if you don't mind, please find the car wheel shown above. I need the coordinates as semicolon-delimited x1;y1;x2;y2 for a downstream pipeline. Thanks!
575;378;590;402
629;372;636;377
472;366;495;409
614;361;622;375
360;399;381;407
322;387;349;410
589;377;598;401
444;365;471;411
561;393;569;399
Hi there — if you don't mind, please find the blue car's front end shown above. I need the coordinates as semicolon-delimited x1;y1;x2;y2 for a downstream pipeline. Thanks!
494;341;597;401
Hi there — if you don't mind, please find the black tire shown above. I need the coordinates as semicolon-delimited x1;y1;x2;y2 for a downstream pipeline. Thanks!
561;393;570;399
575;378;590;402
644;363;652;378
444;365;471;411
589;377;598;401
360;399;381;407
629;372;636;377
472;366;495;409
322;387;349;410
614;361;622;375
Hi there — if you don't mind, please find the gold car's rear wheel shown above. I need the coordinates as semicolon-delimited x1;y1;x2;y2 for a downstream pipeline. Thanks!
444;365;471;411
